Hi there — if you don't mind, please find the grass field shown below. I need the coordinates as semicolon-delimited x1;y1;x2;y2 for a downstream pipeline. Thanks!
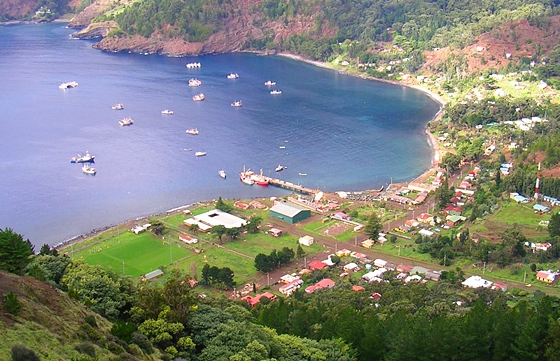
72;231;192;278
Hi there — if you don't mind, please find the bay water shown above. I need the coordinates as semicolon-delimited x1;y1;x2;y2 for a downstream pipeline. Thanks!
0;22;441;247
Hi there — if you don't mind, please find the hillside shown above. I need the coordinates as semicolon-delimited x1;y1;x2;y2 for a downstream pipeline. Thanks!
0;270;157;361
0;0;40;20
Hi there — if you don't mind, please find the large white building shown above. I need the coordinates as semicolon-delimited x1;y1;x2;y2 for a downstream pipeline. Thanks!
184;209;247;231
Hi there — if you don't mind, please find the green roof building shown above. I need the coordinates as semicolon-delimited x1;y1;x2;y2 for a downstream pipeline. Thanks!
269;202;311;224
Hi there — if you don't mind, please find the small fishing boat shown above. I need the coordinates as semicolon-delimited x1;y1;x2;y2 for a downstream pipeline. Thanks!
161;109;174;115
299;173;307;176
81;164;96;175
227;73;239;79
188;78;202;86
112;103;124;110
193;93;205;101
231;100;243;107
59;81;78;89
219;170;226;179
119;117;134;126
264;80;276;86
279;146;286;149
186;62;201;68
70;151;95;163
275;165;284;172
195;151;206;157
270;89;282;95
186;128;199;135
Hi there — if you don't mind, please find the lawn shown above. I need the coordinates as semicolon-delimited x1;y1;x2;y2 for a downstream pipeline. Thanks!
72;231;192;278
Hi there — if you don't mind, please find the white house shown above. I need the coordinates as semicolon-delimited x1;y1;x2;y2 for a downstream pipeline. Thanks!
299;235;314;246
462;275;493;289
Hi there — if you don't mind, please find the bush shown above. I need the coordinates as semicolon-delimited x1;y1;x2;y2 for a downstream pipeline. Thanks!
11;345;41;361
3;291;22;315
74;342;96;358
84;315;97;328
131;332;153;354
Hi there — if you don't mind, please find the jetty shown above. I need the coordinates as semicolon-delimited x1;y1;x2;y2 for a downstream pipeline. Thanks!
261;175;319;195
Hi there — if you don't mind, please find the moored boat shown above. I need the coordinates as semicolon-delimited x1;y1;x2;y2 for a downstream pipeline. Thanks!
195;151;206;157
193;93;205;101
270;89;282;95
264;80;276;86
59;81;78;89
81;163;96;175
251;169;269;186
112;103;124;110
70;151;95;163
227;73;239;79
119;117;134;126
186;128;199;135
231;100;243;107
186;62;201;68
188;78;202;87
161;109;174;115
275;164;284;172
219;170;226;179
239;166;255;185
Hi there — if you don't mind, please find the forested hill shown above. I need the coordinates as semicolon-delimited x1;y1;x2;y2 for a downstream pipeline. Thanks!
60;0;560;62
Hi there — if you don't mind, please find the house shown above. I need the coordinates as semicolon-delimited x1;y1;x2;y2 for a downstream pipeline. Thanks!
233;201;250;210
179;234;198;244
397;264;412;273
269;228;283;237
299;235;314;246
280;274;300;284
361;239;375;248
446;215;467;227
373;259;387;268
362;272;383;283
352;285;365;292
336;249;352;257
343;262;359;272
444;205;463;216
492;282;508;291
462;275;492;289
384;262;396;271
533;204;550;213
143;269;163;282
131;223;151;234
305;278;335;293
536;270;559;284
309;260;328;271
249;200;267;209
184;209;247;232
279;279;303;296
351;251;367;259
333;212;351;221
241;292;277;307
269;202;312;224
417;213;433;223
418;229;434;237
404;275;422;283
411;266;429;275
370;292;382;300
531;242;553;252
425;271;441;281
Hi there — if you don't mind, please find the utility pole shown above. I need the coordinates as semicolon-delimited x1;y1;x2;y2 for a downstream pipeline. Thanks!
267;273;270;286
122;261;125;275
483;262;486;275
170;241;172;264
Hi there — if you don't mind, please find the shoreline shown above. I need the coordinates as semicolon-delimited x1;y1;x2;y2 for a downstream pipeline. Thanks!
57;51;446;251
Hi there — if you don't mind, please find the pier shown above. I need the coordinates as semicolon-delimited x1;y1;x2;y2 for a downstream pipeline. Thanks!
261;176;319;195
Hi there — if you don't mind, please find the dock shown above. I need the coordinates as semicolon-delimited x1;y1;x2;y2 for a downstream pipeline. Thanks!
261;175;319;195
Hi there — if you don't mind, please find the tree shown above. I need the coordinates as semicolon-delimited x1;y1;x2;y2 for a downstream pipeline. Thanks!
150;220;165;237
548;213;560;237
364;212;382;241
255;253;273;273
226;227;241;240
26;254;71;285
0;228;35;274
246;215;262;234
215;196;233;212
3;291;22;315
440;153;461;172
211;225;227;244
39;244;52;256
11;345;41;361
217;267;236;289
296;244;305;259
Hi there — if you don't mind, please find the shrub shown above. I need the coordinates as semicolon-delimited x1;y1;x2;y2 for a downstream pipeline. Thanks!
131;332;153;354
84;315;97;328
11;345;41;361
3;291;22;315
74;342;96;358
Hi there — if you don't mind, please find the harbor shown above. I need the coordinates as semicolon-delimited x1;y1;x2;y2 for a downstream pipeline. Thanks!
259;175;319;195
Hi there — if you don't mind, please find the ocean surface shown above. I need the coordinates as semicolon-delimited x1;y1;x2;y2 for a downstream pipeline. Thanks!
0;22;441;248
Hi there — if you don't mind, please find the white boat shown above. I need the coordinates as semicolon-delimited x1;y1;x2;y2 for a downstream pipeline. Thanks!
193;93;205;101
186;62;201;68
81;164;96;175
241;177;254;185
264;80;276;86
189;78;202;87
240;166;255;185
70;151;95;163
231;100;243;107
279;146;286;149
119;117;134;126
219;170;226;179
270;89;282;95
59;81;78;89
250;169;269;186
275;165;284;172
112;103;124;110
227;73;239;79
299;173;307;176
186;128;199;135
161;109;174;115
195;151;206;157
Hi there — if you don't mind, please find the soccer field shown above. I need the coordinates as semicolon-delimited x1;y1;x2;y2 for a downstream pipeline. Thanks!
72;232;191;278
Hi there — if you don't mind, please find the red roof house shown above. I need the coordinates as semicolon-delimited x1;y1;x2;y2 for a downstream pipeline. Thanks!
351;285;365;292
241;292;277;307
309;260;328;270
305;278;335;294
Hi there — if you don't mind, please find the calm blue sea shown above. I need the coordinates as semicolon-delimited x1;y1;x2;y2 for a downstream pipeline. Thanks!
0;22;441;247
